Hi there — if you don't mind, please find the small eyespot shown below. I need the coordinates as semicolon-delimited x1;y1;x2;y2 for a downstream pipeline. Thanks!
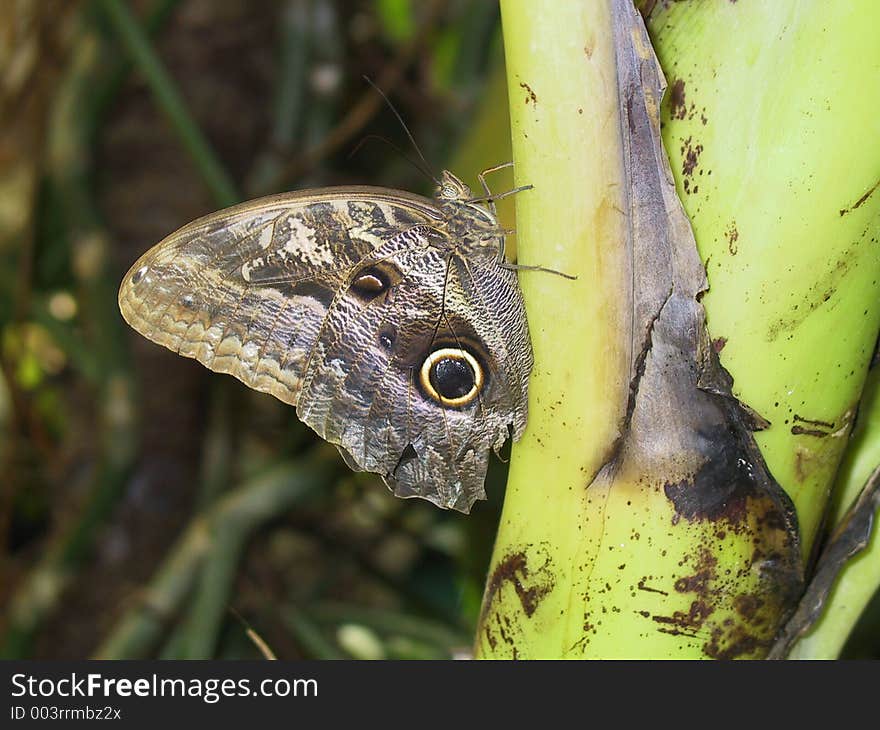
419;347;483;407
350;267;389;300
378;330;395;350
131;265;149;285
181;293;195;307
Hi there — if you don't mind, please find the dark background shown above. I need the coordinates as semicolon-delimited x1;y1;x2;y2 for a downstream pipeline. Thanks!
1;0;517;660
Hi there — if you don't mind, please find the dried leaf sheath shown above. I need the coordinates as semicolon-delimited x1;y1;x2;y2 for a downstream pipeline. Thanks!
607;0;802;602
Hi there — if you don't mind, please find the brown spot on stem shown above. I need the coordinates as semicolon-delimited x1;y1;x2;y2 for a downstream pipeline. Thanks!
733;594;764;624
680;137;704;194
681;137;703;176
704;626;768;660
794;447;815;483
638;578;669;596
519;81;537;106
478;548;554;649
791;425;830;438
663;438;751;527
725;221;739;255
794;414;834;429
766;244;855;341
670;79;687;120
674;551;718;595
652;600;714;634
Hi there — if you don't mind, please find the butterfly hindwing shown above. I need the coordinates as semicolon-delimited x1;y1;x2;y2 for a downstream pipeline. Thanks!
294;226;532;511
385;253;531;510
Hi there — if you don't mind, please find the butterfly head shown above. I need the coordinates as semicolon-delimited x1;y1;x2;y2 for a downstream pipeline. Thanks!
435;170;472;202
434;169;499;234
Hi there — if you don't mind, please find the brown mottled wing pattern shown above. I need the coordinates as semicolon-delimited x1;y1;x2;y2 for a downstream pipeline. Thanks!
118;188;531;512
298;226;531;511
385;251;531;510
119;189;432;407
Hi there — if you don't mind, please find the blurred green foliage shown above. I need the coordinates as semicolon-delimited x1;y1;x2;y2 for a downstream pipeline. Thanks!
0;0;511;660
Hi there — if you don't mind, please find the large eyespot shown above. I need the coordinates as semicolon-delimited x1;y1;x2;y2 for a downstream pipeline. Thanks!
419;347;483;407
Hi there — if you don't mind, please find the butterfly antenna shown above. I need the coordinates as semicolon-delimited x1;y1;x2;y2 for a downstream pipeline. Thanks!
363;75;439;185
348;134;437;185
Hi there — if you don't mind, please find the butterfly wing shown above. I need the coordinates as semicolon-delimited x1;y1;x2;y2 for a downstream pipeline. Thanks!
118;188;532;512
383;251;532;511
296;229;532;512
119;188;437;408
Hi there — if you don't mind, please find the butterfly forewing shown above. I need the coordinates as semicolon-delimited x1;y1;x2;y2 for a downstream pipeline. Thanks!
120;190;435;403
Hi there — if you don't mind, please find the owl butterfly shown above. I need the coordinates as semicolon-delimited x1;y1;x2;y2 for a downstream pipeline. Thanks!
118;168;533;512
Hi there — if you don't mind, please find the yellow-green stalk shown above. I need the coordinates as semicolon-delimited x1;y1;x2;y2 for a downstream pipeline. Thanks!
476;0;880;659
476;0;632;658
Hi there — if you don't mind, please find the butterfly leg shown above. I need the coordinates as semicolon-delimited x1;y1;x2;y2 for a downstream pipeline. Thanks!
475;164;525;267
477;161;516;215
466;184;534;210
499;261;578;280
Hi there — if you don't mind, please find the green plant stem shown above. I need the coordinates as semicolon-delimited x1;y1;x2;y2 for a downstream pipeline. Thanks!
91;0;183;123
308;601;469;650
477;0;634;659
173;535;243;659
245;0;310;196
281;606;347;660
478;0;814;660
196;381;235;508
97;0;242;656
646;0;880;558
